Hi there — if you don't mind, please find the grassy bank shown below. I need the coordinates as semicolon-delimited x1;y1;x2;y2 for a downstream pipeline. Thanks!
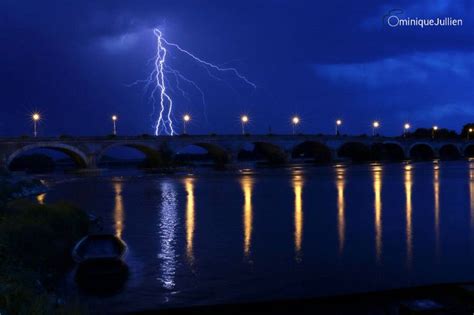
0;199;89;314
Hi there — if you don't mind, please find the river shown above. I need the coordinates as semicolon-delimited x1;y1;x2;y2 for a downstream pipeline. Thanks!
37;160;474;313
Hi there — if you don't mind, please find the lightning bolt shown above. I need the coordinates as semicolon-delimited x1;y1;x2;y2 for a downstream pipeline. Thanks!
153;29;174;135
149;28;256;136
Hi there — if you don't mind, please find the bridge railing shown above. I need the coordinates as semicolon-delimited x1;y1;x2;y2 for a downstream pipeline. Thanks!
0;134;471;143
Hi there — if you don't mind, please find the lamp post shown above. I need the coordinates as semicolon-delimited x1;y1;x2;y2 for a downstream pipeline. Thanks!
32;113;40;137
404;123;411;137
183;114;191;134
336;119;342;135
112;115;118;135
292;116;300;135
432;125;438;140
468;128;473;141
241;115;249;135
372;121;380;136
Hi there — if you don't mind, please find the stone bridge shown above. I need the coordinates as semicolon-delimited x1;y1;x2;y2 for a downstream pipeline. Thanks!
1;135;473;169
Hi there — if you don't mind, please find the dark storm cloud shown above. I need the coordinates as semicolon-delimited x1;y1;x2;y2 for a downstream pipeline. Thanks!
0;0;473;136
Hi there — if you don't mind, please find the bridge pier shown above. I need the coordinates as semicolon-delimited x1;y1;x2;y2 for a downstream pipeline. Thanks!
85;154;99;170
330;149;339;161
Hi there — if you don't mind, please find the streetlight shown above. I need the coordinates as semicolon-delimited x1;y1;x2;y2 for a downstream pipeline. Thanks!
404;123;411;137
468;128;473;141
372;121;380;136
336;119;342;135
112;115;118;135
291;116;300;135
183;114;191;134
241;115;249;135
432;125;438;140
32;113;40;137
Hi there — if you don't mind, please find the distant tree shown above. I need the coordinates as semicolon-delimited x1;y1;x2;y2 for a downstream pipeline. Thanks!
406;128;458;139
435;128;458;139
461;123;474;139
10;154;55;173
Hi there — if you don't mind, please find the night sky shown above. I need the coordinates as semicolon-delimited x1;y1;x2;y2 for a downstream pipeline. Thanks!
1;0;472;137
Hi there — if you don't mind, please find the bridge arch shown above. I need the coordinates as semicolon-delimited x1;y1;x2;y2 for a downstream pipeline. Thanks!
292;141;332;163
6;143;88;169
464;144;474;158
253;141;287;164
439;144;461;160
233;141;288;164
236;142;258;161
97;142;163;168
174;142;231;166
409;143;435;160
338;142;371;162
371;142;406;161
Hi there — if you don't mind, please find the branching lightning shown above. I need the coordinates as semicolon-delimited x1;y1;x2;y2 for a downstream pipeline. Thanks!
145;28;255;136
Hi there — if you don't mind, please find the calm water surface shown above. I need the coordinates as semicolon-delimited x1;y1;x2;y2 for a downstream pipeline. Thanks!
39;161;474;313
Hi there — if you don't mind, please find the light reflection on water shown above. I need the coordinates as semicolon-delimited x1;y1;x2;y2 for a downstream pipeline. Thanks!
36;193;46;204
241;176;254;259
113;180;125;239
373;164;383;264
157;181;178;291
37;161;474;313
404;164;413;268
470;164;474;228
185;177;195;265
433;162;440;259
292;170;303;261
336;167;345;255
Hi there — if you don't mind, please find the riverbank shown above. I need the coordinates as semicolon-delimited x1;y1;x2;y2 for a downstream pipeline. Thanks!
0;197;89;314
134;281;474;314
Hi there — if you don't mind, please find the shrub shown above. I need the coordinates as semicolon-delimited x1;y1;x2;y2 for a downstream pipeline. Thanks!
9;154;55;173
0;200;89;314
0;200;89;271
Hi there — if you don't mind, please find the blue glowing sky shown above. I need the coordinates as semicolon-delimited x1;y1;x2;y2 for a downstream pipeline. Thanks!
0;0;472;136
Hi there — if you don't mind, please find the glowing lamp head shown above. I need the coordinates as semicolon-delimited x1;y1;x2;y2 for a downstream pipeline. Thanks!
469;128;473;133
183;114;191;122
336;119;342;126
404;123;411;130
32;113;40;121
292;116;300;125
373;121;380;128
241;115;249;123
433;125;438;131
112;115;118;121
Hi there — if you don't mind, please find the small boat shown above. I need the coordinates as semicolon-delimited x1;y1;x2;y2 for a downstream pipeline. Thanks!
73;234;129;293
72;234;127;263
